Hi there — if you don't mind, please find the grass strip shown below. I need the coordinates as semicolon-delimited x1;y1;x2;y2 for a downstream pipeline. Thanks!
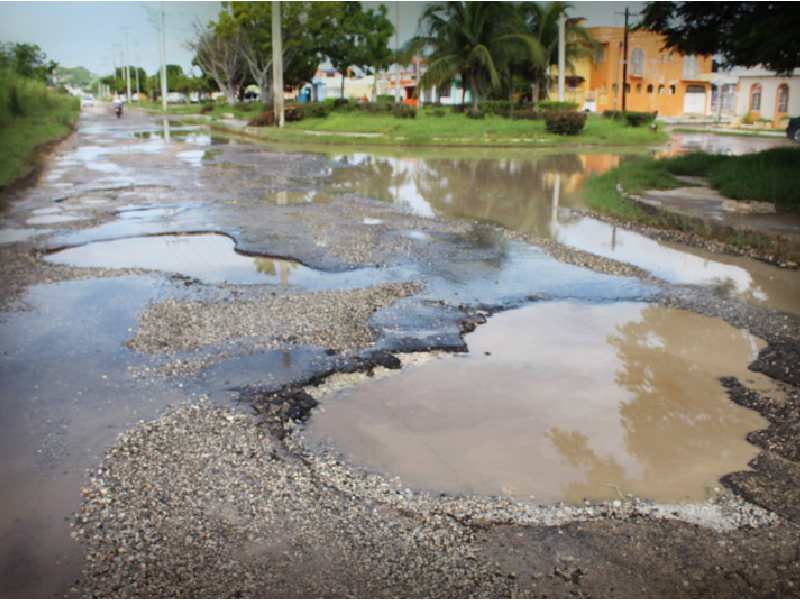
0;69;80;189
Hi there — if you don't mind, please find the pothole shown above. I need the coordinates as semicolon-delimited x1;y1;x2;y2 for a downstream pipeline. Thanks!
304;301;775;505
44;233;411;288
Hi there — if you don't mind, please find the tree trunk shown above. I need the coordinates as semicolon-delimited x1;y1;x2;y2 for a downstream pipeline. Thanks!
470;74;478;111
508;66;514;118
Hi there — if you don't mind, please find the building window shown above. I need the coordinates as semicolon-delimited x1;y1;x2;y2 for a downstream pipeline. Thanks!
647;84;653;94
630;47;644;77
778;84;789;112
597;45;606;63
682;55;698;79
438;84;451;99
636;83;642;93
669;85;676;94
659;84;666;95
751;83;762;111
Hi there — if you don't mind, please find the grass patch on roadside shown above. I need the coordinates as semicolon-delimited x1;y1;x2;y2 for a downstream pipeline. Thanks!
584;147;800;261
147;100;668;148
0;68;80;189
593;148;800;211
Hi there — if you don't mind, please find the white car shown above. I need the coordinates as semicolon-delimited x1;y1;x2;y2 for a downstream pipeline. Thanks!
81;94;94;107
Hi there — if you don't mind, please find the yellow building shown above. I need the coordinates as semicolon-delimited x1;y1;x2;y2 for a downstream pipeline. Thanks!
550;27;714;117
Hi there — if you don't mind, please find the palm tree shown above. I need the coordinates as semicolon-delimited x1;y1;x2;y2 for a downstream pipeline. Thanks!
407;1;542;111
517;1;599;105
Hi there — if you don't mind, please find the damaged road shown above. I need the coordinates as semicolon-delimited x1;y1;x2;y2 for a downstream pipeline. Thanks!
1;105;799;598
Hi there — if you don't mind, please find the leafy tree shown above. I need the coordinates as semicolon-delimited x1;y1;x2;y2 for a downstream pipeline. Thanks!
516;2;598;103
326;1;394;100
1;42;58;82
638;2;800;74
410;1;540;110
213;2;340;103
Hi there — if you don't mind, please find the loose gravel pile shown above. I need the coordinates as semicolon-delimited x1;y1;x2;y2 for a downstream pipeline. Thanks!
127;282;422;355
73;400;792;599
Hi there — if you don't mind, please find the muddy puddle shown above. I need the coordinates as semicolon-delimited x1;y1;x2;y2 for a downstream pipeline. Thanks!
305;301;774;504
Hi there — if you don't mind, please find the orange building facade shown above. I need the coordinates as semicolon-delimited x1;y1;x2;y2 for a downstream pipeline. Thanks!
552;27;715;117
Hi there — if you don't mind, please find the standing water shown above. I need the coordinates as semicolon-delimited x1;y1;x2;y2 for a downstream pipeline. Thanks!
306;301;773;504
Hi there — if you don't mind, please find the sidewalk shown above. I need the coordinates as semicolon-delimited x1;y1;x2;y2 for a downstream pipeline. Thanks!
631;179;800;242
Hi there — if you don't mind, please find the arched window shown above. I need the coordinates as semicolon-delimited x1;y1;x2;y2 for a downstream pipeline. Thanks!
777;84;789;112
647;84;653;94
630;47;645;77
636;83;642;93
751;84;762;111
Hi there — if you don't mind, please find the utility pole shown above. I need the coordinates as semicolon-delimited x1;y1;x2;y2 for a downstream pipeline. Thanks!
614;7;634;111
622;7;629;111
160;1;168;112
557;12;566;102
135;41;141;104
124;29;132;104
272;1;284;127
394;1;401;104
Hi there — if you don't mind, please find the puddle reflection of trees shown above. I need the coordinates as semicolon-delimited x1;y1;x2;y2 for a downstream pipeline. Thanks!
547;306;766;503
328;154;594;237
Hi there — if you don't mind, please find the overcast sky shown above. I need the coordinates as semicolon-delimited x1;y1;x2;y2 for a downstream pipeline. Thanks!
0;1;646;77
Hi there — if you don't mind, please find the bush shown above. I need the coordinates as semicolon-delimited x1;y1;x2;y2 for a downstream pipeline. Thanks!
602;110;658;127
298;103;330;119
393;105;417;119
539;101;579;112
199;103;214;114
247;110;275;127
466;109;486;120
428;108;447;118
544;111;587;135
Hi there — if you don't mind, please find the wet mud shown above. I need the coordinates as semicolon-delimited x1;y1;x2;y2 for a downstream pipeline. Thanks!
1;105;799;597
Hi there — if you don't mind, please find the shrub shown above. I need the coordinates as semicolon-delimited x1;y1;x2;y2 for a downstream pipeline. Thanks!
247;110;274;127
466;109;486;120
602;110;658;127
393;105;417;119
539;100;579;112
199;103;214;114
544;111;587;135
427;108;447;118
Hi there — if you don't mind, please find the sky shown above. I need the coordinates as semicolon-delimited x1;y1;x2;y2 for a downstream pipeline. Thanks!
0;1;646;77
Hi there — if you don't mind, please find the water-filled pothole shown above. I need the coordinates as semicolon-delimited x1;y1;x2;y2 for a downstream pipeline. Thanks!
44;233;411;288
305;301;774;504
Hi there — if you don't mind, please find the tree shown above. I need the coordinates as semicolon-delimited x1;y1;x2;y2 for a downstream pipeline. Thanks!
638;2;800;74
326;2;394;100
188;23;246;105
516;2;598;103
1;42;58;82
410;1;540;110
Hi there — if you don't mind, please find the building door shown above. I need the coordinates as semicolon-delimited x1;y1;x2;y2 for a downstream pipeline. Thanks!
683;84;706;114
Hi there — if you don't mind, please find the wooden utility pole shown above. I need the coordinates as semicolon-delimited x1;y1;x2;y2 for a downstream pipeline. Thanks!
558;12;565;102
160;1;167;112
272;1;284;127
621;7;629;111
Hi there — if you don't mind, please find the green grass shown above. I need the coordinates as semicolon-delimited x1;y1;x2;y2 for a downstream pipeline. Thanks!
590;149;800;212
0;68;80;189
144;100;669;148
583;147;800;261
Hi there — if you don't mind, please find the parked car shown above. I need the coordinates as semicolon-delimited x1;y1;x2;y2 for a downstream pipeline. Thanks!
787;116;800;141
81;94;94;107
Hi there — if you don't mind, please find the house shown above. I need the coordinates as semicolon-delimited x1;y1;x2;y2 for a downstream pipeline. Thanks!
730;66;800;126
551;27;715;117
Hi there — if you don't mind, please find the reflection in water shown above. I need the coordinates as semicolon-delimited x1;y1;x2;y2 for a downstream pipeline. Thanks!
306;302;772;504
325;150;799;315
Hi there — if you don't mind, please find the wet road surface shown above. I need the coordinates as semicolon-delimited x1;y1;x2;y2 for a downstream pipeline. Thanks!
1;103;798;597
